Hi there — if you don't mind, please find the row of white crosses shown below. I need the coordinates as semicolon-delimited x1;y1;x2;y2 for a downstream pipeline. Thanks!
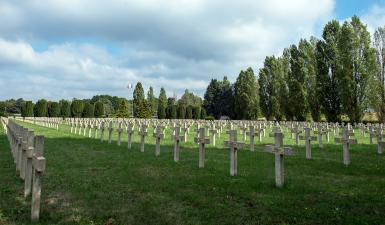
16;117;60;130
2;118;46;222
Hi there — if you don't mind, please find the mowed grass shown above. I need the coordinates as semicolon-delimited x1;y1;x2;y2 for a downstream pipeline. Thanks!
1;121;385;225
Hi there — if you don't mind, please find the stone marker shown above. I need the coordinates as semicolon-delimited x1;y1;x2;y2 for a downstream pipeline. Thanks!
335;128;357;166
291;126;301;145
153;126;165;156
31;136;46;222
117;122;123;146
369;126;375;144
24;131;34;197
376;127;385;154
224;130;244;176
107;121;114;144
126;122;134;149
299;127;317;160
139;124;148;152
100;121;105;142
194;128;210;168
172;127;184;162
246;125;256;151
264;131;295;187
209;127;218;146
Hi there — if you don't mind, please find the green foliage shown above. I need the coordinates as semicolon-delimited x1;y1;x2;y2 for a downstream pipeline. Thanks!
258;56;284;120
372;26;385;122
315;20;342;122
287;45;308;121
48;102;61;117
116;100;130;118
133;82;152;118
299;38;321;122
192;106;201;119
166;97;176;119
59;100;71;118
34;99;48;117
171;105;177;119
234;68;259;120
90;95;126;113
71;99;84;118
203;77;234;119
4;98;24;115
186;105;193;119
21;101;34;117
94;101;105;118
0;102;6;116
178;89;202;107
147;86;157;116
337;17;377;123
157;88;167;119
82;103;95;118
200;107;207;119
178;104;186;119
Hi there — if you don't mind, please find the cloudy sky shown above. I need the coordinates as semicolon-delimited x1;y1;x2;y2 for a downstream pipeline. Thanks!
0;0;385;101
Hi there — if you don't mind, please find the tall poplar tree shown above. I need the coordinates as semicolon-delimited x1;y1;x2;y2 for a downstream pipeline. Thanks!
157;87;167;119
315;20;342;122
372;26;385;122
234;67;259;120
288;45;308;121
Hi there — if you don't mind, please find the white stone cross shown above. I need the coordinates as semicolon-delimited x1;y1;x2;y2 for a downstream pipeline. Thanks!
264;132;295;187
172;127;184;162
224;130;244;176
335;128;357;166
100;121;105;143
126;122;134;149
31;136;46;222
153;126;165;156
194;128;210;168
107;121;114;144
117;122;123;146
299;127;317;159
139;124;148;152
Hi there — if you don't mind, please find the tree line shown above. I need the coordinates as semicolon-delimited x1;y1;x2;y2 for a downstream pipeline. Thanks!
203;16;385;123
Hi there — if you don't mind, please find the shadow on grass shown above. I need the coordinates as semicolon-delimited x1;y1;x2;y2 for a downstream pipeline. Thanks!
1;127;385;225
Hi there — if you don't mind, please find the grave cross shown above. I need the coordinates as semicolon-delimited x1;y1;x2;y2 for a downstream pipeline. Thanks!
172;127;184;162
264;132;295;187
246;125;256;151
31;136;45;222
376;127;385;154
24;131;34;197
209;125;218;146
314;124;326;148
100;121;105;143
139;124;148;152
88;123;93;138
107;121;114;144
240;124;248;141
290;126;301;145
334;128;357;166
116;122;123;146
126;122;134;149
224;130;244;176
299;127;317;159
194;128;210;168
153;126;165;156
369;125;375;144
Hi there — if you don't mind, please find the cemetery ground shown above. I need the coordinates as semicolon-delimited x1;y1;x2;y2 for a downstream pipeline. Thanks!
1;122;385;225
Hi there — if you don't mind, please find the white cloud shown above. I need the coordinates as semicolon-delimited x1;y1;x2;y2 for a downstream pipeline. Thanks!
0;0;335;101
362;4;385;34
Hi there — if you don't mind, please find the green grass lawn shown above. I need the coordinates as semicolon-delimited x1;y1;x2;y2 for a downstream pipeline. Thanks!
1;121;385;225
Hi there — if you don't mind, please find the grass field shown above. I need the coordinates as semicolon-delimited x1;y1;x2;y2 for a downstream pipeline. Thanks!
1;121;385;225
